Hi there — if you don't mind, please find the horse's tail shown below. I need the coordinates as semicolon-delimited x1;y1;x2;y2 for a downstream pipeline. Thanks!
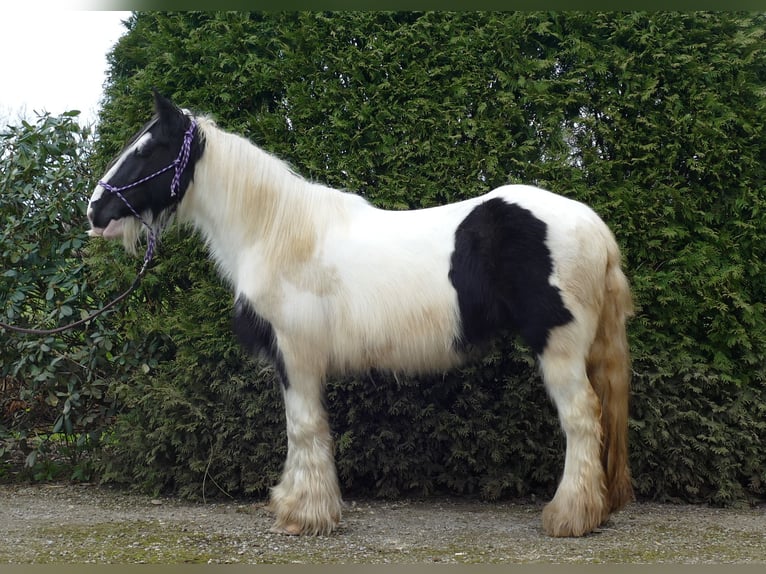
587;235;634;513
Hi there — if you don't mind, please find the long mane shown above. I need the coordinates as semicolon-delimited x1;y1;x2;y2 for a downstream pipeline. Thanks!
175;116;365;284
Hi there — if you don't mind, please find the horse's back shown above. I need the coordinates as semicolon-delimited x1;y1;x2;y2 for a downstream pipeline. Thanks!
489;185;610;236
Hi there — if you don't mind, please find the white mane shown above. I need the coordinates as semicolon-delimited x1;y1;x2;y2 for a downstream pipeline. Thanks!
176;116;365;286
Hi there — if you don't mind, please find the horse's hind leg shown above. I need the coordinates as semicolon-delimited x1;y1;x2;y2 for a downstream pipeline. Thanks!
269;368;342;536
539;324;607;537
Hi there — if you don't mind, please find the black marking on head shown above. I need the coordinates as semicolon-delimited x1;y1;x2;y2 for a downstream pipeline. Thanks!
101;117;159;176
233;295;289;389
449;197;574;355
89;91;206;230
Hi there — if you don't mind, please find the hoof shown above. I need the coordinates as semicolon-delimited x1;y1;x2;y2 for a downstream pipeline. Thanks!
542;497;605;537
270;522;303;536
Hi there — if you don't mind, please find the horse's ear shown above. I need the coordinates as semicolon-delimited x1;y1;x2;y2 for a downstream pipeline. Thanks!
152;89;185;132
153;89;177;117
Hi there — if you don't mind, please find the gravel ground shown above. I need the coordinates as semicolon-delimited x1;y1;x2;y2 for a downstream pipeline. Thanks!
0;484;764;564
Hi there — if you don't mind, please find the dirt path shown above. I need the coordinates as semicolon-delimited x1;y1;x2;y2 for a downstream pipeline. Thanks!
0;484;763;563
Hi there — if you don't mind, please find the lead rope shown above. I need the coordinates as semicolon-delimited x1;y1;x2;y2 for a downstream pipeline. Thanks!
0;241;155;336
0;121;196;336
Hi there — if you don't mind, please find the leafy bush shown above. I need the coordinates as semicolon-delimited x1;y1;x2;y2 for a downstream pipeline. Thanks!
0;111;181;481
0;112;118;477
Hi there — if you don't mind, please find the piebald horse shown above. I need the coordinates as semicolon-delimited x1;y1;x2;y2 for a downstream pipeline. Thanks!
88;92;634;537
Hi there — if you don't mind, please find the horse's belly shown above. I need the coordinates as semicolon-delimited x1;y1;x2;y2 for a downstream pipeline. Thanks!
326;287;463;375
329;324;463;375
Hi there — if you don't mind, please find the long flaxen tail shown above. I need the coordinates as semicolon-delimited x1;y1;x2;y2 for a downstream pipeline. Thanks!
586;237;635;515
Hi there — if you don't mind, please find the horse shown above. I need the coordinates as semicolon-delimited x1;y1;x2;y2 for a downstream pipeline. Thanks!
87;91;634;537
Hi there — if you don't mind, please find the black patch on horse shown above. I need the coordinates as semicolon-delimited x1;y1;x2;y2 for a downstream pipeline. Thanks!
448;197;574;355
233;295;289;388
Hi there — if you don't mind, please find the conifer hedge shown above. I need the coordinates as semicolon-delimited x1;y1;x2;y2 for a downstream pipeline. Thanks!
56;12;766;504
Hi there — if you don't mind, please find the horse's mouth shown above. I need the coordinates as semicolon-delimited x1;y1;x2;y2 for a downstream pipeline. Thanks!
87;218;126;239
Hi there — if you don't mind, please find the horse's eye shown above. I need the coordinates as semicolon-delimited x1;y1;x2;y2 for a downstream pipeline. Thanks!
135;146;150;158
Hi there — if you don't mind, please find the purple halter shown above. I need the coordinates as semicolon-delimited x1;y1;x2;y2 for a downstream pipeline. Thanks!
99;119;197;201
97;120;196;265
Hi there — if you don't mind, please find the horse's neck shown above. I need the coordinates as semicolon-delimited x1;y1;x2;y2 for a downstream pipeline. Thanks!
182;124;337;283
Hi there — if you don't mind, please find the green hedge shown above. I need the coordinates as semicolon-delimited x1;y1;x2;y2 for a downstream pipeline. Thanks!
28;12;766;503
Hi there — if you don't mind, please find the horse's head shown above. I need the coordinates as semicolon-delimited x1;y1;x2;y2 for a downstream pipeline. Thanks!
87;91;204;249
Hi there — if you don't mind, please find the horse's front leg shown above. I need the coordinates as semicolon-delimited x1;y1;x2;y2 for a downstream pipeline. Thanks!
269;367;342;536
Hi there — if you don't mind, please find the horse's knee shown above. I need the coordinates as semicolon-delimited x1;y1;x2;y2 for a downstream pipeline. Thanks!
540;347;601;437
